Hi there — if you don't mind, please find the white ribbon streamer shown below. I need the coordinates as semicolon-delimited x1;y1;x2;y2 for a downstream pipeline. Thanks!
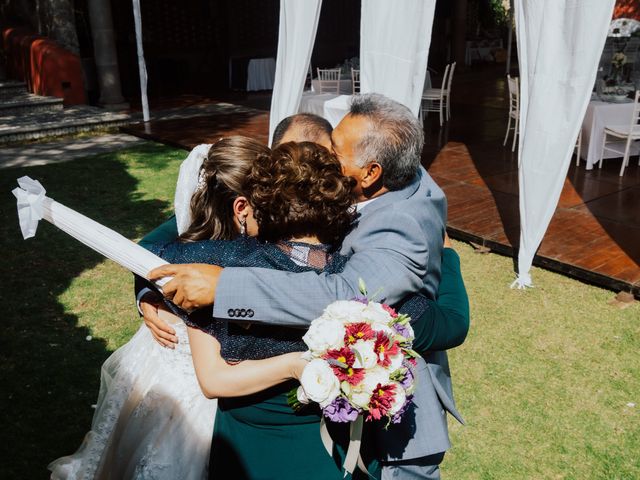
13;176;171;287
319;415;370;477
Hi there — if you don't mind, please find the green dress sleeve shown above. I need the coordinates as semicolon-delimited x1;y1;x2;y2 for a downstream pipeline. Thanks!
134;215;180;302
411;248;470;353
138;215;179;249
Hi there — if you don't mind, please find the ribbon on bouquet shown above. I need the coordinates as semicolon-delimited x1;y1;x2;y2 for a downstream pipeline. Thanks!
12;176;172;288
320;416;371;478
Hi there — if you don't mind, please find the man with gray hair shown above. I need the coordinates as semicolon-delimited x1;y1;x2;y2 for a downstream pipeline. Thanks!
150;93;462;479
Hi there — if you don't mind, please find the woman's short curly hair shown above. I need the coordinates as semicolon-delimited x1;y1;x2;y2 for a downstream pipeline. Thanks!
247;141;356;246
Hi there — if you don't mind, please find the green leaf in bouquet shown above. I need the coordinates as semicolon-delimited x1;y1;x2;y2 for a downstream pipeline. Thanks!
405;348;422;359
369;286;384;301
353;348;365;367
327;358;348;369
287;386;306;412
341;381;352;395
358;277;368;296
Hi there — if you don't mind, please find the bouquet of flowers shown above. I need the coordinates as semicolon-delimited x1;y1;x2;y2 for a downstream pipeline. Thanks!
294;283;418;425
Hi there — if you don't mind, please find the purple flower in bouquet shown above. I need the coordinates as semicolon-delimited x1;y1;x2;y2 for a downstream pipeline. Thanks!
399;360;416;390
323;396;360;423
392;321;411;338
352;295;369;305
391;395;414;424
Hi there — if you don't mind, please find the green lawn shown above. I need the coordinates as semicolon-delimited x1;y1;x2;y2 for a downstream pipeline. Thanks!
1;143;638;479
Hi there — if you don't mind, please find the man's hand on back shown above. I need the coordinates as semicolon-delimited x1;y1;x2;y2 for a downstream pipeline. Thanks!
148;263;223;310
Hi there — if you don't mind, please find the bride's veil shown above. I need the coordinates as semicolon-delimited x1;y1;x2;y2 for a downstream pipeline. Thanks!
173;144;211;235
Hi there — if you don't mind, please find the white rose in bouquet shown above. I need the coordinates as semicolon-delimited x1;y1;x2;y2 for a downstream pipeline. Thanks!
299;359;341;407
361;366;391;394
350;388;373;409
388;381;407;415
362;302;392;325
351;339;378;369
302;317;345;354
388;352;405;373
371;322;395;336
323;300;367;323
296;386;310;404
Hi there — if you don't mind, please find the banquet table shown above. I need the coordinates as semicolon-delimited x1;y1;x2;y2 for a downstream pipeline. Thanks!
465;39;503;66
311;78;353;94
298;93;352;127
246;57;276;91
580;98;640;170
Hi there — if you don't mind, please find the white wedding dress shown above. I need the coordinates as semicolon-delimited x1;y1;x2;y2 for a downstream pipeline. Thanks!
12;145;218;479
48;321;216;479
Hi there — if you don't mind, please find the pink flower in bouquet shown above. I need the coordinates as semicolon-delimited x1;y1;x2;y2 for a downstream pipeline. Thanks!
325;347;365;385
344;322;375;345
381;303;398;318
373;331;400;367
366;383;397;421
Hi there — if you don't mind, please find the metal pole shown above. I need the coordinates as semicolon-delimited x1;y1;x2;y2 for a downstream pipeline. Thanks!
132;0;150;122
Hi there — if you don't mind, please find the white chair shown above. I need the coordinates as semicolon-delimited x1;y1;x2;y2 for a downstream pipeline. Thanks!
421;61;456;126
351;68;360;94
304;64;313;91
575;128;583;167
316;68;341;94
503;75;520;152
599;89;640;176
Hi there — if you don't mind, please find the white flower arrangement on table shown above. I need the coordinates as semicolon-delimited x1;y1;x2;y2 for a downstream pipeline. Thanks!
612;52;627;70
293;280;418;425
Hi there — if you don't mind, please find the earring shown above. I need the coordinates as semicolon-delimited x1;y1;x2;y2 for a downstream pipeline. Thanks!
239;217;247;236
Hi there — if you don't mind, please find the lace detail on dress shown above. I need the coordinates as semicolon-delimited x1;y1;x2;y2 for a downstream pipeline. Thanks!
48;321;215;480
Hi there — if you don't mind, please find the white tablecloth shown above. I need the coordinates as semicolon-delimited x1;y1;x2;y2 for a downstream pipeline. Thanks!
298;93;352;127
311;78;353;94
580;99;640;169
465;39;503;66
247;57;276;91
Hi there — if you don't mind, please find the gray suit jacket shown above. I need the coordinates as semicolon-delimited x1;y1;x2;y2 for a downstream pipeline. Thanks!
214;166;462;460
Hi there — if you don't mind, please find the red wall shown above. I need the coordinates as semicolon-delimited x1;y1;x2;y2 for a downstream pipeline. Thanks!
2;27;86;105
614;0;640;21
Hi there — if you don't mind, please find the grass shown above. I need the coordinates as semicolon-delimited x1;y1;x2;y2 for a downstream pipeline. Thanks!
1;142;638;479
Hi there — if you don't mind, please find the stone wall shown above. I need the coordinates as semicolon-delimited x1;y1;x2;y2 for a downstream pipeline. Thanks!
0;0;79;54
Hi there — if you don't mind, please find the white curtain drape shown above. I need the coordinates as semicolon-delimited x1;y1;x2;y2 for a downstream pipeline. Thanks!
512;0;615;288
359;0;436;116
268;0;323;145
132;0;150;122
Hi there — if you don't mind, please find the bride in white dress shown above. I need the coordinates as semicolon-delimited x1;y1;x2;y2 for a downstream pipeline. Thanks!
47;138;269;479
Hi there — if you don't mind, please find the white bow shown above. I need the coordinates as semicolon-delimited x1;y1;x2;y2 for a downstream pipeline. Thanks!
12;176;46;239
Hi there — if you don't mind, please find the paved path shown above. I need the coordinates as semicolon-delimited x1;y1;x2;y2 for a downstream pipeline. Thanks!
0;133;148;169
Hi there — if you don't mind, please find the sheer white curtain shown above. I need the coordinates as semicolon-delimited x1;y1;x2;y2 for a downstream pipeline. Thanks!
359;0;436;116
512;0;615;288
268;0;323;145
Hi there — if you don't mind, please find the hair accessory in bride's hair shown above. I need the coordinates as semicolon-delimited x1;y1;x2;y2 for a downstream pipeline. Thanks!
196;168;207;192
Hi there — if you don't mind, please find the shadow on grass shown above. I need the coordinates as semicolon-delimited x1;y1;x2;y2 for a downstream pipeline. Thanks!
0;143;175;478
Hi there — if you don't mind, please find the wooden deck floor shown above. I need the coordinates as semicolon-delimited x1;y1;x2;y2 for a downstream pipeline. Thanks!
122;68;640;297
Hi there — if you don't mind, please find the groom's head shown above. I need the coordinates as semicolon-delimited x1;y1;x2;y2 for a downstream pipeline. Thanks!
332;93;423;201
271;113;332;149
